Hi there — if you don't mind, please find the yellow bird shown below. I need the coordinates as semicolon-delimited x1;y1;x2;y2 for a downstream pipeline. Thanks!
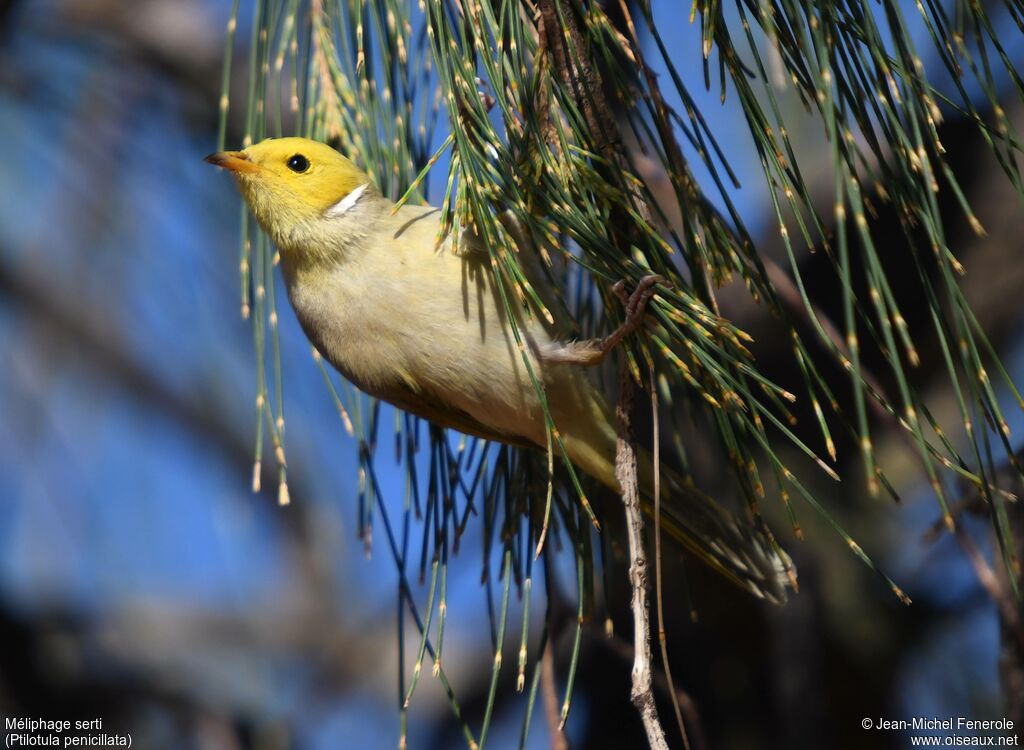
207;136;793;602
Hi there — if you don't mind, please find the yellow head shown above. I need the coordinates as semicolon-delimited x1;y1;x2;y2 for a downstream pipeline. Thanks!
206;137;376;254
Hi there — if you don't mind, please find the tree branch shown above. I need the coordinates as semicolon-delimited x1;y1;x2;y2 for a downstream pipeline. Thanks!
533;1;671;744
615;363;669;750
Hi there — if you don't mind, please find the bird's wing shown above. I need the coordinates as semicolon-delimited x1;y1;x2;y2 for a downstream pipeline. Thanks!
427;208;577;340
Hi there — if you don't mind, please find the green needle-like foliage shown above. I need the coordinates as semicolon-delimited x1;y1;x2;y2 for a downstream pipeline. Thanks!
219;0;1024;744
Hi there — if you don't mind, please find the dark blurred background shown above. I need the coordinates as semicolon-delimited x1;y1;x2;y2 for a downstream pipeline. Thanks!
1;1;1023;749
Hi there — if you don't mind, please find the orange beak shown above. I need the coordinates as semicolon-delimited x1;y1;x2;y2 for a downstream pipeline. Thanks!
204;150;260;174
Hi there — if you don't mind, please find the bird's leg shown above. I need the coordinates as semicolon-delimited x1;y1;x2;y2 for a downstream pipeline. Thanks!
542;275;665;367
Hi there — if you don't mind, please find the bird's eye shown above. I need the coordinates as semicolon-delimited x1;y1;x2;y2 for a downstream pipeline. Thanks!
287;154;310;173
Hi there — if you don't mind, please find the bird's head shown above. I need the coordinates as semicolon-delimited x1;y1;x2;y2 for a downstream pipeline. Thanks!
206;137;377;257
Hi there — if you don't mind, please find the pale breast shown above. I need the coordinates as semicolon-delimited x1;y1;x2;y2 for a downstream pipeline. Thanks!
286;209;557;447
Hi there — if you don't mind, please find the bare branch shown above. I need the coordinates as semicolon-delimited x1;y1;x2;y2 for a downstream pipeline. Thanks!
615;362;669;750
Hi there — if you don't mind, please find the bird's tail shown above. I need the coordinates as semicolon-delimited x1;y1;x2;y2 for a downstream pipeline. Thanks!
636;453;796;604
561;430;796;604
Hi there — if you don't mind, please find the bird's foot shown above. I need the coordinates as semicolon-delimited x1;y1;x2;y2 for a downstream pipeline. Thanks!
610;274;665;334
543;274;665;367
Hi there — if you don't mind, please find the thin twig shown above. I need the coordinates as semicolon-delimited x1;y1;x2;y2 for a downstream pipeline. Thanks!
650;372;691;750
615;363;669;750
593;624;708;750
542;639;569;750
955;525;1024;653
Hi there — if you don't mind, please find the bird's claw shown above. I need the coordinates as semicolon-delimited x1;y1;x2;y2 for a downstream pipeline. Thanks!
612;274;665;337
541;275;665;368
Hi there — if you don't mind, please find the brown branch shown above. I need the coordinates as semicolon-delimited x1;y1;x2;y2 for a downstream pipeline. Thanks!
613;0;720;313
534;0;651;230
542;640;570;750
535;0;619;168
955;526;1024;651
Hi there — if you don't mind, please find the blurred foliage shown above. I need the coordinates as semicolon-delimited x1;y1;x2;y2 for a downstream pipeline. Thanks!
228;0;1024;745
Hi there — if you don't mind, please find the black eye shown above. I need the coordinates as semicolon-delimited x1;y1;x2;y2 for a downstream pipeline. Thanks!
287;154;310;173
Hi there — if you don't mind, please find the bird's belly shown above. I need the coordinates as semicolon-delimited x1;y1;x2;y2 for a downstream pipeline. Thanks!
288;260;550;445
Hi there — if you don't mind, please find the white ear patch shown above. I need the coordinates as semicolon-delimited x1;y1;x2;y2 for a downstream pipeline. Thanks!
326;183;369;217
